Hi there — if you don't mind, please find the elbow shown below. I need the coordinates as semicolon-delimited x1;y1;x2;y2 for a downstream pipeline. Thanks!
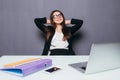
34;18;38;24
81;20;83;26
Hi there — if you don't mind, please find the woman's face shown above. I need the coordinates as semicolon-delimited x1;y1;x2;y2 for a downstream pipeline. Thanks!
52;11;63;24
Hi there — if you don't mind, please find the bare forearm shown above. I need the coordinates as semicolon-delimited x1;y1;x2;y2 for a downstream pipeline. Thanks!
47;19;51;24
65;20;71;24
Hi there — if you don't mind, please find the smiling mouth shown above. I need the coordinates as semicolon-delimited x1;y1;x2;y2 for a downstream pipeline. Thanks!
56;19;62;21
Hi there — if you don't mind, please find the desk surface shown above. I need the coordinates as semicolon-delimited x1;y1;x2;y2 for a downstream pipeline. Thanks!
0;55;120;80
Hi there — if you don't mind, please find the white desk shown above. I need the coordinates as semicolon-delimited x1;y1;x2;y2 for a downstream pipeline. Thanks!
0;55;120;80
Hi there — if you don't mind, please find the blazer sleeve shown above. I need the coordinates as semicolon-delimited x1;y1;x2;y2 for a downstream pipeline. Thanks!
70;19;83;34
34;17;47;33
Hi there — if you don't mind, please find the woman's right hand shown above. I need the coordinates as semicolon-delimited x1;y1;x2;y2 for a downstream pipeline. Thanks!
47;19;51;24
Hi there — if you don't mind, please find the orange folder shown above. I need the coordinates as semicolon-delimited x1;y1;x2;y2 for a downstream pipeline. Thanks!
4;58;41;67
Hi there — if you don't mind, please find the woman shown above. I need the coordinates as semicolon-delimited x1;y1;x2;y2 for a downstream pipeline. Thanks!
34;10;83;55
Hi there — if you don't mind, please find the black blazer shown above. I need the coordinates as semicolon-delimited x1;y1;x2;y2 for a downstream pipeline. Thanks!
34;17;83;55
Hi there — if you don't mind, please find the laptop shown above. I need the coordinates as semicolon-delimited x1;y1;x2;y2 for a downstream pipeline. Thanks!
69;43;120;74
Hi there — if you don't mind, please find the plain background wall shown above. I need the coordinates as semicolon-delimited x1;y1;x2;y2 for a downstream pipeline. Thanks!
0;0;120;56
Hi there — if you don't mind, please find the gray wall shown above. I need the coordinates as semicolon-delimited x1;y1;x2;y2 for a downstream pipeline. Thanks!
0;0;120;56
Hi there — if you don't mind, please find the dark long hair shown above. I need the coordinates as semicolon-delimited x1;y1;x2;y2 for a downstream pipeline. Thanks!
46;10;71;41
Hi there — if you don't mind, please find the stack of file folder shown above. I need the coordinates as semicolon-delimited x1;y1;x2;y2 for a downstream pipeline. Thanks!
0;58;52;76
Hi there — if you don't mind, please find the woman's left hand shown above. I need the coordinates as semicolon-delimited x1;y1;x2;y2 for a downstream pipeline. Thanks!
65;20;71;24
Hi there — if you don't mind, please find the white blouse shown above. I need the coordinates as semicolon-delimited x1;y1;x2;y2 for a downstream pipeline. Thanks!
50;31;69;50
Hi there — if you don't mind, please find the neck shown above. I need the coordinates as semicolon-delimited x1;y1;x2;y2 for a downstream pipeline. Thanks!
55;25;63;33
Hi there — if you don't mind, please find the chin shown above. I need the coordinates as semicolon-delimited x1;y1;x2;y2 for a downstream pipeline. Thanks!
57;21;63;24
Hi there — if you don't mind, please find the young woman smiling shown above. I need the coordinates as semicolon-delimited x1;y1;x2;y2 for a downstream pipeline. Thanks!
34;10;83;55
